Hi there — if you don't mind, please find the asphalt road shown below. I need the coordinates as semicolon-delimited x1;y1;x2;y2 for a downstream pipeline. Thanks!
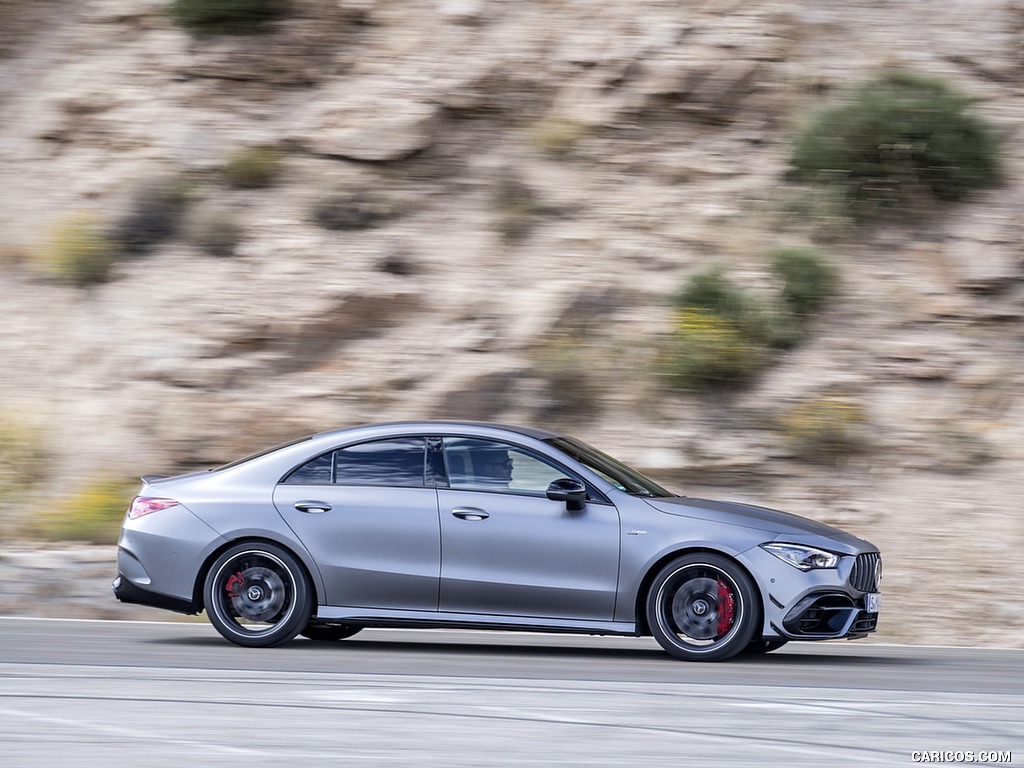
0;618;1020;767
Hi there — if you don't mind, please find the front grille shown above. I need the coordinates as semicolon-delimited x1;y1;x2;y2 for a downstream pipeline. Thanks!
850;552;881;592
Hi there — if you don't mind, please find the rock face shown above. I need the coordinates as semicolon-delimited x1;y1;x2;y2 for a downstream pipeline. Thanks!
300;85;441;161
1;0;1024;646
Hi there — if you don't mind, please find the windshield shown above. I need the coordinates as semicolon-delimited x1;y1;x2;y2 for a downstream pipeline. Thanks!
547;437;676;498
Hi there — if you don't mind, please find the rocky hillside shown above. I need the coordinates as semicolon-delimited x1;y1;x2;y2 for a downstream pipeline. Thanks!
1;0;1023;646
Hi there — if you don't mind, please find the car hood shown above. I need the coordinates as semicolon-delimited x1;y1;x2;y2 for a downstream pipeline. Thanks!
644;496;875;554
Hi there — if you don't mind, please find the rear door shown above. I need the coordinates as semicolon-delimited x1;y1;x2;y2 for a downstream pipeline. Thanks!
273;437;441;610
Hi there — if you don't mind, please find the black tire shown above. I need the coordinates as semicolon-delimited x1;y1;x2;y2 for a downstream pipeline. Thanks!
204;542;313;647
646;553;759;662
300;623;363;642
743;638;789;655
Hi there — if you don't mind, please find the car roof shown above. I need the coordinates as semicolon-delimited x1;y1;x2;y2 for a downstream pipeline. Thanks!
313;421;564;442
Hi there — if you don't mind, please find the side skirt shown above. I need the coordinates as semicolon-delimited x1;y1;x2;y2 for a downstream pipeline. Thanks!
315;606;640;637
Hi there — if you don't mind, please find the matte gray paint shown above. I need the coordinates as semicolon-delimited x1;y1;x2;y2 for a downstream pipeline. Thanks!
273;484;441;610
116;421;880;646
436;488;620;620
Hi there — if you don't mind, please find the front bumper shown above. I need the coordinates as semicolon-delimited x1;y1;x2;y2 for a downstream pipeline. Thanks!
739;547;882;641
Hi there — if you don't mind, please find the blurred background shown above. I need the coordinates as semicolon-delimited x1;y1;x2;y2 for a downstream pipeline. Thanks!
0;0;1022;647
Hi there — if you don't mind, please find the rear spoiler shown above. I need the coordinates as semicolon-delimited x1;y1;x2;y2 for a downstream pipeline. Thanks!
141;475;168;485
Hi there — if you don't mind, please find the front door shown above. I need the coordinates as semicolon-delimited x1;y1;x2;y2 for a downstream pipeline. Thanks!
437;437;620;621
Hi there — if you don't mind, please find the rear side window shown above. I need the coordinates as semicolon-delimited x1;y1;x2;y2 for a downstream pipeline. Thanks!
283;438;427;487
284;452;333;484
336;438;426;487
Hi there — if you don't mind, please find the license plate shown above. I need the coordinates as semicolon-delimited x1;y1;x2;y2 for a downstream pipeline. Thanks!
865;592;882;613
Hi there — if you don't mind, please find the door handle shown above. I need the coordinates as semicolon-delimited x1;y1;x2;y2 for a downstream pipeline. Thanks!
452;507;489;521
294;500;332;513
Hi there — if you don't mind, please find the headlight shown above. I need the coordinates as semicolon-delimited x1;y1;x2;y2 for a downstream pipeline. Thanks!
761;542;840;571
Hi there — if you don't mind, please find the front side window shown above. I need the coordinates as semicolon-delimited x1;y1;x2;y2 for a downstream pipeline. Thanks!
283;438;427;487
443;438;576;495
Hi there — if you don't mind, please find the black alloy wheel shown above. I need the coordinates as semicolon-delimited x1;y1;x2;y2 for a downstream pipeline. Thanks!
646;553;759;662
205;542;312;647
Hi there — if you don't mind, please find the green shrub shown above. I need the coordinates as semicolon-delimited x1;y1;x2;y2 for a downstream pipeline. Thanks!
674;264;745;318
530;118;588;157
667;260;840;391
169;0;288;35
738;294;805;350
790;70;1002;219
770;246;838;316
112;178;191;256
674;265;802;350
780;396;867;460
667;308;765;389
42;479;135;544
0;414;47;498
37;211;119;286
312;190;394;231
222;145;283;189
0;414;45;538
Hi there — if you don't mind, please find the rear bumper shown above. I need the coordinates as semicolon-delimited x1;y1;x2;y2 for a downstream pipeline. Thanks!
112;574;197;615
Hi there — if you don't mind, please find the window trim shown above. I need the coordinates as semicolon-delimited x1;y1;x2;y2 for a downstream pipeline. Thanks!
278;433;615;504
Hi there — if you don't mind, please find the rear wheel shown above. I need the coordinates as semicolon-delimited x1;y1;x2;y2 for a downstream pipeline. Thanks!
205;542;312;647
646;553;759;662
300;623;362;642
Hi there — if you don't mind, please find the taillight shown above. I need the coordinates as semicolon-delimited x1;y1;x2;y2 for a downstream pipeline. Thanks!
128;496;180;519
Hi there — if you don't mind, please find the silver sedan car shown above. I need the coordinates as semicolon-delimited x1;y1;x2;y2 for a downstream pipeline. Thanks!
113;421;882;661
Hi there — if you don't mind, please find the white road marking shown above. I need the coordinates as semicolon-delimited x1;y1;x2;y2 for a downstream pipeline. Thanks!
0;704;262;757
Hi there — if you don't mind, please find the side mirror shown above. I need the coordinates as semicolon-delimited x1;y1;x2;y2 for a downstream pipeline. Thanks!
546;478;587;511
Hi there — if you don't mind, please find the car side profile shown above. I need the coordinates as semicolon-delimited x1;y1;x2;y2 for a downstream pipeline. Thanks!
113;421;881;661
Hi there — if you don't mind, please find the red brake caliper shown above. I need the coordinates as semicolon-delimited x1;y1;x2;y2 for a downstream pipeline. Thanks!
225;572;245;599
716;579;735;638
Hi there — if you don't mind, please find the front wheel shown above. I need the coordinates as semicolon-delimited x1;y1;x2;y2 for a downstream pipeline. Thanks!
205;542;312;647
646;553;759;662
